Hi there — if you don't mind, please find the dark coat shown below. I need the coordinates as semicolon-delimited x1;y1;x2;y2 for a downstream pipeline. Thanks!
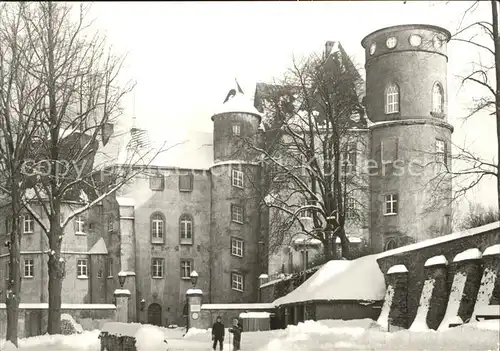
229;323;243;342
212;321;225;339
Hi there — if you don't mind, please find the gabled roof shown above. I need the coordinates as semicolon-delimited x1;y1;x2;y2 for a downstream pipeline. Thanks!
88;237;108;254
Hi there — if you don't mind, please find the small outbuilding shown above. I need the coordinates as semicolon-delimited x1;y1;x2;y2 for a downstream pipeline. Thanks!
239;312;272;332
273;254;386;326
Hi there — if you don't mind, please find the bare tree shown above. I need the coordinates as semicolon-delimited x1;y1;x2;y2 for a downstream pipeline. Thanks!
447;0;500;215
459;202;499;229
0;2;170;335
0;2;45;345
248;46;367;260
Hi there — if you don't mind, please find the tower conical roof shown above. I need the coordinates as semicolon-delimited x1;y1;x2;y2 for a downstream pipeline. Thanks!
212;82;262;119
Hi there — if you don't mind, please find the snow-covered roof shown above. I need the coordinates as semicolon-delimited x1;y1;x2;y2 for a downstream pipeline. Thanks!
201;303;275;310
0;303;116;309
186;288;203;295
116;197;135;207
239;312;271;319
274;254;386;306
213;91;262;118
377;221;500;259
88;238;108;254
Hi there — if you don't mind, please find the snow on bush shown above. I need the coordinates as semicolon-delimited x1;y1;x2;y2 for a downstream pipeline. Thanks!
135;324;167;351
61;313;84;334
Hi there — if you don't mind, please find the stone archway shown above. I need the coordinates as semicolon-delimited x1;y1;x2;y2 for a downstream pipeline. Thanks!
148;303;162;326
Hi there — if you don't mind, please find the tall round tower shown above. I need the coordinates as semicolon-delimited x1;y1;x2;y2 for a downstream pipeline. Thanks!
209;87;264;303
361;24;454;253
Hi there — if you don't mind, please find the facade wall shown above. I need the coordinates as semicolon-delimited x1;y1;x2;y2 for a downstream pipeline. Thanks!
210;163;262;304
370;122;453;252
362;25;450;123
117;168;212;326
0;202;116;304
363;24;453;253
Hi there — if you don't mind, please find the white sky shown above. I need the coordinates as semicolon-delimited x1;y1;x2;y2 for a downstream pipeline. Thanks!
88;1;497;212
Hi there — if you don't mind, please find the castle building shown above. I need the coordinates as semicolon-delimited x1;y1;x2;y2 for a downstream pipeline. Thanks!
0;24;453;328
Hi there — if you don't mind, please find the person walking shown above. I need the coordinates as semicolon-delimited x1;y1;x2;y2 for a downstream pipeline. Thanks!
228;318;243;351
211;316;225;350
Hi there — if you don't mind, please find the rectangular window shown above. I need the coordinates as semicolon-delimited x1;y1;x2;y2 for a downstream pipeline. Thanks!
23;214;34;234
342;142;357;174
97;270;103;278
232;169;244;188
384;194;398;215
107;257;113;278
231;204;244;224
151;217;164;243
232;124;241;136
179;174;193;192
231;238;244;257
231;272;244;292
77;259;88;278
75;216;85;235
435;139;446;164
149;174;165;191
24;258;34;278
179;216;193;244
107;215;113;232
152;258;164;278
180;259;193;279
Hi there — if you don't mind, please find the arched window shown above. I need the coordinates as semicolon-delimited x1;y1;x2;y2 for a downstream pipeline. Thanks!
179;214;193;245
150;212;165;244
432;82;444;115
385;83;400;114
385;239;397;251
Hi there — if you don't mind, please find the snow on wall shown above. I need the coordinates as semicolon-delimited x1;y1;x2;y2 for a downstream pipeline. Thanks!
134;324;167;351
471;267;498;321
186;288;203;295
438;271;467;330
377;221;500;259
240;312;271;318
453;248;482;262
424;255;448;267
409;279;435;331
387;264;408;274
483;244;500;256
377;285;394;331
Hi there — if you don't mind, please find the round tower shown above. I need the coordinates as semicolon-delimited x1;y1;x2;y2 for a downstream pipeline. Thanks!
361;25;454;253
209;87;264;303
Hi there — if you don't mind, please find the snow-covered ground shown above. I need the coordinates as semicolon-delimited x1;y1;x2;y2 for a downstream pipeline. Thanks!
1;319;498;351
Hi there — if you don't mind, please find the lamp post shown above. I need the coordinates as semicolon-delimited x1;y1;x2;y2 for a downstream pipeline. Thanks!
190;270;198;288
118;271;127;288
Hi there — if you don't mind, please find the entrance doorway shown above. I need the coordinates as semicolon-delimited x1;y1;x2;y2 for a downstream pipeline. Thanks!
148;303;162;326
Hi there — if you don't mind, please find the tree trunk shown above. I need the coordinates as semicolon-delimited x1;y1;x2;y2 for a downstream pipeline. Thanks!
338;227;349;259
47;222;65;335
6;187;22;346
491;0;500;216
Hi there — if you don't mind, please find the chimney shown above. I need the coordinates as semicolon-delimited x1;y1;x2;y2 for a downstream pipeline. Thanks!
101;122;114;146
325;41;335;58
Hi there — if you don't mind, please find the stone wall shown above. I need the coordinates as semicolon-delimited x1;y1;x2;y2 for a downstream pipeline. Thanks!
0;304;116;338
376;222;500;328
198;306;275;329
259;265;322;303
